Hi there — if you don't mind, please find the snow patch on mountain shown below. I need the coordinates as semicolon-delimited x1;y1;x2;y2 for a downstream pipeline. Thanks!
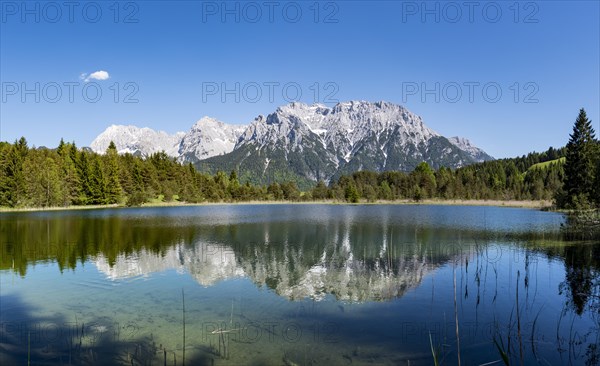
90;125;184;157
178;117;246;163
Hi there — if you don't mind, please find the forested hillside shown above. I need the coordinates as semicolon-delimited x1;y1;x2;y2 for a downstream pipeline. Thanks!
0;137;566;208
323;147;566;203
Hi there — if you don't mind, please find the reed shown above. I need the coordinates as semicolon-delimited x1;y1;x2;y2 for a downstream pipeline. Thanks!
516;271;523;366
453;263;462;366
556;304;566;352
493;337;510;366
530;306;543;359
429;332;440;366
182;288;186;366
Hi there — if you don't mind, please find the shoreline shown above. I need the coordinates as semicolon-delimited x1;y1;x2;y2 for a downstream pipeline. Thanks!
0;199;553;213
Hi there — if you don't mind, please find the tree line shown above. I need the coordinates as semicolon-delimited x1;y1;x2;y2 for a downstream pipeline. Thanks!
1;109;598;209
0;139;305;207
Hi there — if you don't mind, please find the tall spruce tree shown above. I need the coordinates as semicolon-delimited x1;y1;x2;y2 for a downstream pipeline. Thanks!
57;139;80;205
345;182;360;203
4;137;28;207
105;141;123;204
228;170;240;200
0;142;11;206
412;162;437;198
561;108;598;208
76;150;93;204
311;180;329;200
595;147;600;205
89;156;107;204
23;153;63;207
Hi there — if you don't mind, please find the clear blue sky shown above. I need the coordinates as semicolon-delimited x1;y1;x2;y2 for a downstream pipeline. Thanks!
1;0;598;158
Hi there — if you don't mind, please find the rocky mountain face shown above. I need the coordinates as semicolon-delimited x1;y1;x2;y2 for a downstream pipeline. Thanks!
447;136;492;163
91;101;493;183
90;118;242;161
178;117;246;163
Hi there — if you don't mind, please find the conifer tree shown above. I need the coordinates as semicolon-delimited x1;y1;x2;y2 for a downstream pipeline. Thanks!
105;141;123;204
228;170;240;200
281;181;300;201
412;162;436;198
56;140;80;205
0;142;11;206
89;156;107;204
595;149;600;205
345;183;360;203
76;150;93;204
561;108;598;208
379;181;393;200
267;182;284;200
2;138;28;207
311;180;329;200
23;153;63;207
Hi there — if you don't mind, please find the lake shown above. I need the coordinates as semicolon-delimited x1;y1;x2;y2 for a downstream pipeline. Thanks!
1;204;598;365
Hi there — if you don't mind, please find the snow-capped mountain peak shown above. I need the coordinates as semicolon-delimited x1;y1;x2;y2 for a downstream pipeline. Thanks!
178;117;246;163
90;101;493;183
90;125;184;157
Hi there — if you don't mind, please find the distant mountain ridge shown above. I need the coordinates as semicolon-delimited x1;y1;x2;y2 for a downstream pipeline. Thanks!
91;101;493;183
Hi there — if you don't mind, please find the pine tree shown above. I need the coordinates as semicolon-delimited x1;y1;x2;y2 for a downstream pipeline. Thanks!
378;181;392;200
117;154;134;197
435;167;455;199
57;140;80;205
75;150;93;204
311;180;329;199
228;170;240;200
105;141;123;204
267;182;284;200
125;158;149;206
178;163;202;203
88;155;107;204
23;152;63;207
413;185;423;202
412;162;436;198
561;108;598;209
595;146;600;205
281;181;300;201
131;159;145;192
0;142;11;206
345;183;360;203
363;185;377;202
214;171;229;189
2;138;28;207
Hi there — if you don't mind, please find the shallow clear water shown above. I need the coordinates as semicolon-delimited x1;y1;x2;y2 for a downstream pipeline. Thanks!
1;204;598;365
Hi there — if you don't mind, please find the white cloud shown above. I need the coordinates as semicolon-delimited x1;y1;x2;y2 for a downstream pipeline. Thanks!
80;70;110;82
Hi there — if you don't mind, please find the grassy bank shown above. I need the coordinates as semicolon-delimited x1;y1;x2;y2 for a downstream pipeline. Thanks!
0;198;553;213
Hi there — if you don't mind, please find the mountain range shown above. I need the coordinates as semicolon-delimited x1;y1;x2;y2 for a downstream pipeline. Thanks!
91;101;493;184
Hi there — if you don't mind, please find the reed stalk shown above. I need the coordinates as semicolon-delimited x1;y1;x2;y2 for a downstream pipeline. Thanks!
454;263;462;366
182;288;186;366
